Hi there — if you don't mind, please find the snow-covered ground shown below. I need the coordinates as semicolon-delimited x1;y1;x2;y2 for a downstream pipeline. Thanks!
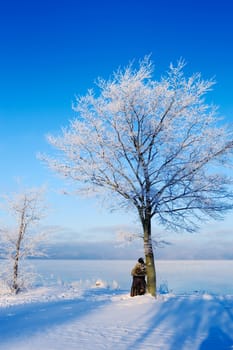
0;282;233;350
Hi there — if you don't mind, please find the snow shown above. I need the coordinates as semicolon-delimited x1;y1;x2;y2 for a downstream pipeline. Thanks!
0;282;233;350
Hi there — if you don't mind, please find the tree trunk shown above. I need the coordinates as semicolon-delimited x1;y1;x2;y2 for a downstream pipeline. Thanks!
142;215;156;297
12;224;23;294
12;254;19;294
12;236;21;294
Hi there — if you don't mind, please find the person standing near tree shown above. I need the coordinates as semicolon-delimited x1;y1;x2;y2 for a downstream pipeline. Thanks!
130;257;147;297
42;57;233;296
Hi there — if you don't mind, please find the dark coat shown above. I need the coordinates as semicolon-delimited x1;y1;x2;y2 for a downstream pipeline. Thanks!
130;262;147;297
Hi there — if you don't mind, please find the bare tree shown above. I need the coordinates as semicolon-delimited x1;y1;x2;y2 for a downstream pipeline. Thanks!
41;57;233;296
0;187;48;294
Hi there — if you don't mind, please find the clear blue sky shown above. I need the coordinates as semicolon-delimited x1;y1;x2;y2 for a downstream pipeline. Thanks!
0;0;233;257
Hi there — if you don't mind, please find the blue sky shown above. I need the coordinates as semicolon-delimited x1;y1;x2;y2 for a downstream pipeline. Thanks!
0;0;233;258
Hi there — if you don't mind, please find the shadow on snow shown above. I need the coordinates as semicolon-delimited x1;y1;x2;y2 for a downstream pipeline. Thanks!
126;295;233;350
0;288;123;345
1;290;233;350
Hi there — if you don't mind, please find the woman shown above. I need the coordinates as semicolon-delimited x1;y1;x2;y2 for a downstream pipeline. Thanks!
130;257;147;297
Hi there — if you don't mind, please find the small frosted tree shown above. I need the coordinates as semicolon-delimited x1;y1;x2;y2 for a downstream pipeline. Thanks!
41;57;233;296
0;187;48;294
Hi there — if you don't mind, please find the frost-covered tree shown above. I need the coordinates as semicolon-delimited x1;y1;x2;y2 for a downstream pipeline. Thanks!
0;187;48;294
41;57;233;296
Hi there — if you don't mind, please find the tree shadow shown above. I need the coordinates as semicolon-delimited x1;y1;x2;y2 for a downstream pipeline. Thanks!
0;288;118;345
1;290;233;350
126;294;233;350
126;296;203;350
199;326;233;350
